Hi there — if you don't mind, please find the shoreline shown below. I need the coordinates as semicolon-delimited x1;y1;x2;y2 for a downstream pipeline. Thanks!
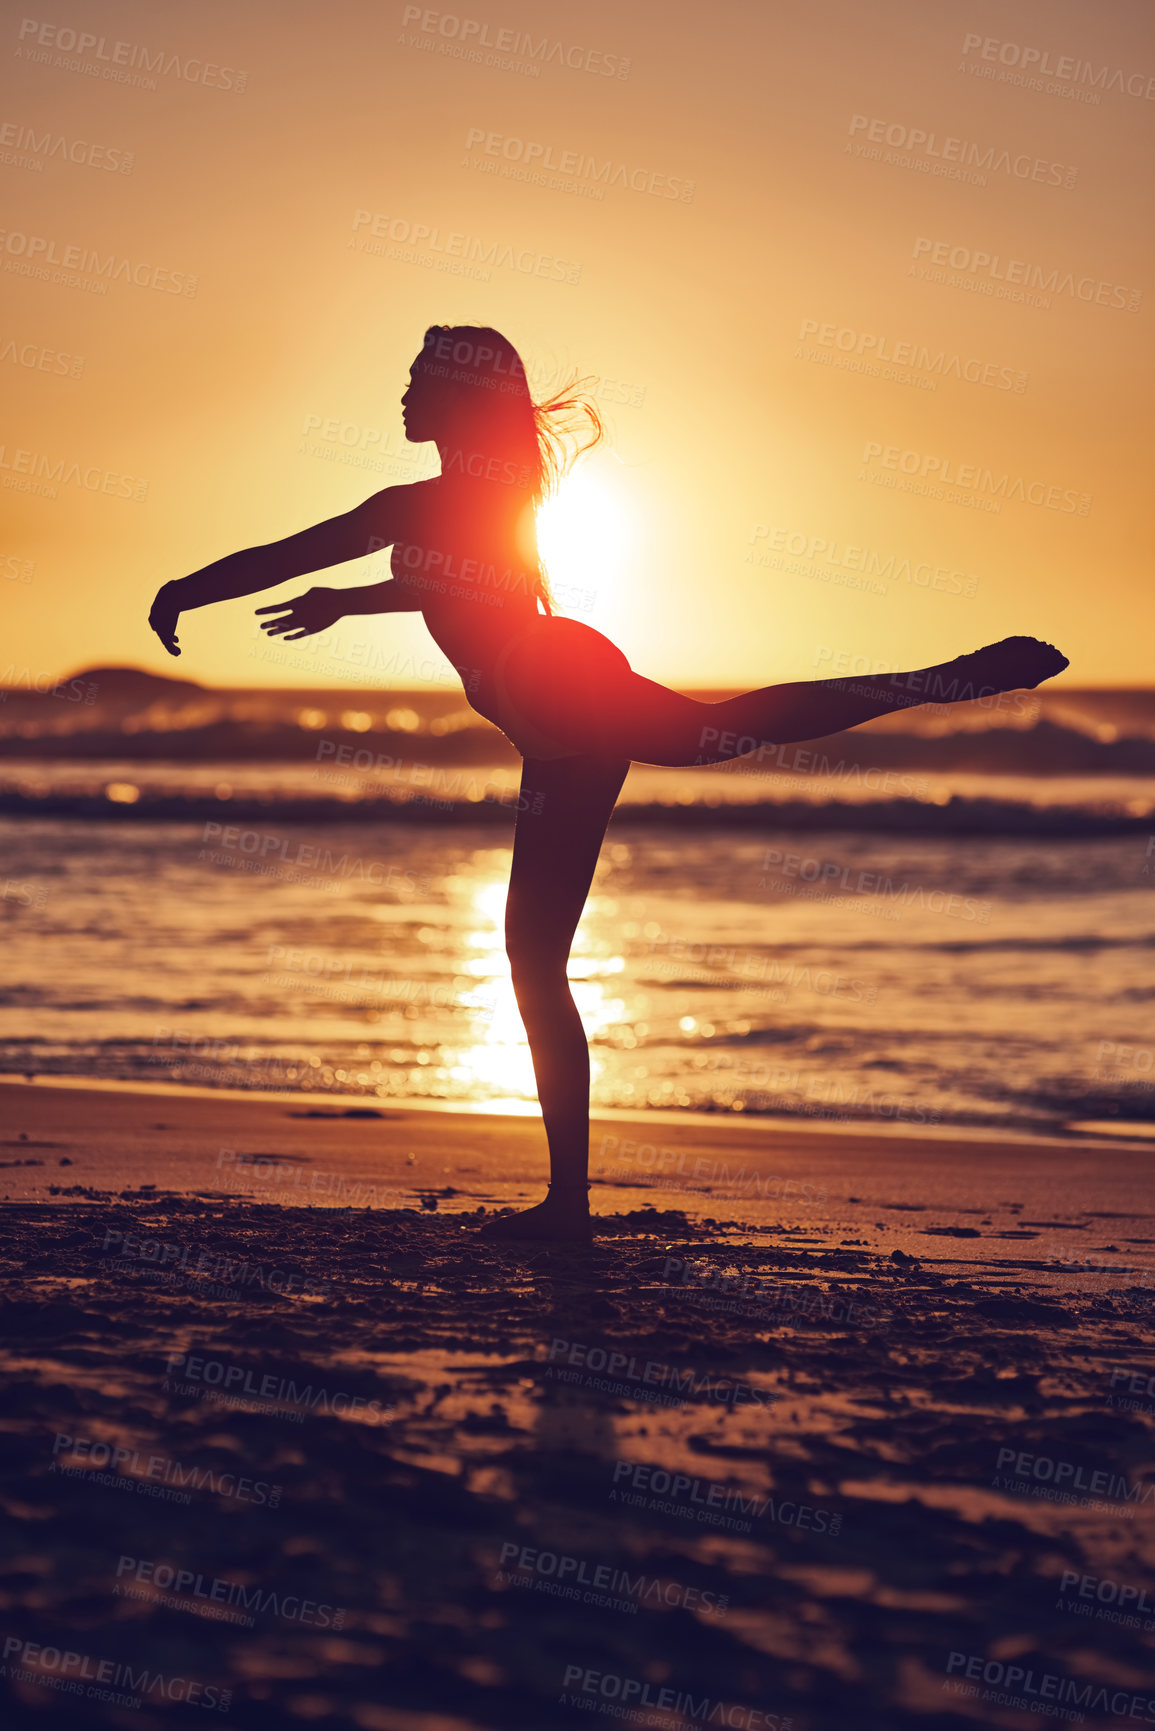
3;1077;1153;1291
4;1068;1154;1151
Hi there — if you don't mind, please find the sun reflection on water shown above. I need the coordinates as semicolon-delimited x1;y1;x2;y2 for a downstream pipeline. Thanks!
445;861;626;1108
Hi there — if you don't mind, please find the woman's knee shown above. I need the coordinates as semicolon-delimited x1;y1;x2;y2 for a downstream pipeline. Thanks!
506;928;568;998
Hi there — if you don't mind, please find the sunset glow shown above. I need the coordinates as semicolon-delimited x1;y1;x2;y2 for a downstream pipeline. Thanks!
537;464;636;627
3;2;1150;689
4;6;1153;1722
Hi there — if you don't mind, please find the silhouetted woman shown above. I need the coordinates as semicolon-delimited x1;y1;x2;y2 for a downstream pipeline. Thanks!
150;324;1067;1241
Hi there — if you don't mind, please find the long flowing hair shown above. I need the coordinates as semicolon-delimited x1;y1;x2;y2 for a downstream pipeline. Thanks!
420;324;603;613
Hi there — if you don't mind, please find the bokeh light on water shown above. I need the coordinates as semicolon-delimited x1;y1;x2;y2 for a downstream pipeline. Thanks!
1;818;1152;1138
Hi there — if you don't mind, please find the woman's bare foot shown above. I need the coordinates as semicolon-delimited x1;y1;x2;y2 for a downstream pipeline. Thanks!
478;1190;593;1243
947;636;1068;697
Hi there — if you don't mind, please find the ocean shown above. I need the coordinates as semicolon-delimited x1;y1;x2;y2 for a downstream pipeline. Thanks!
2;670;1152;1142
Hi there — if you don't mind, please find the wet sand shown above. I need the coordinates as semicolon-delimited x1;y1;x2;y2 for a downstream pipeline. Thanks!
2;1079;1154;1729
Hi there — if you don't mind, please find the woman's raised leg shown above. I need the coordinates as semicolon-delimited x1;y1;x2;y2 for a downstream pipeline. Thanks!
479;751;631;1242
696;635;1069;759
505;628;1068;767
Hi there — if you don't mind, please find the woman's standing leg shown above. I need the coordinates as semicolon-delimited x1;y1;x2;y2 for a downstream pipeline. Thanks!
480;752;631;1241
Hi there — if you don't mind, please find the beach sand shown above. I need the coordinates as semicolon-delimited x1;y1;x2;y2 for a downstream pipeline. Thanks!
2;1079;1154;1729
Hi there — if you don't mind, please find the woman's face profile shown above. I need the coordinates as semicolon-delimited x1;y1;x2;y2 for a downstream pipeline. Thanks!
401;356;453;444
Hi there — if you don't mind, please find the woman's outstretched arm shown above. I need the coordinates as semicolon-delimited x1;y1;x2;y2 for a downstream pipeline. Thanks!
255;575;424;642
148;485;411;656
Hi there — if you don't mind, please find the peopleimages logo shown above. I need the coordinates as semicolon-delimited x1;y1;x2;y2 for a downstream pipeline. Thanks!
641;930;873;1005
796;321;1026;393
464;128;694;201
610;1459;843;1538
0;667;96;701
15;18;248;91
0;336;84;378
495;1540;729;1616
162;1352;393;1424
51;1432;284;1508
0;444;147;500
994;1445;1155;1511
861;440;1091;515
663;1252;885;1325
559;1666;788;1728
911;237;1141;312
101;1223;331;1299
2;1635;231;1713
759;847;992;924
399;8;632;78
960;33;1155;101
544;1338;775;1407
0;120;134;172
115;1556;346;1629
849;114;1077;186
945;1650;1155;1723
352;208;581;285
749;524;980;596
1057;1569;1155;1630
0;227;197;295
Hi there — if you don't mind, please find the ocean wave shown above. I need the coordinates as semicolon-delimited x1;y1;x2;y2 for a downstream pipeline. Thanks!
0;785;1149;835
2;715;1155;777
999;1080;1155;1127
717;933;1155;955
4;669;1155;778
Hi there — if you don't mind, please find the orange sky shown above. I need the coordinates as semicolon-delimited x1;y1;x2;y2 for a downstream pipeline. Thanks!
3;0;1152;689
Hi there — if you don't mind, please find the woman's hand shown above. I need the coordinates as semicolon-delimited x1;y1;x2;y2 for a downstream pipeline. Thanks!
255;586;344;641
149;581;184;657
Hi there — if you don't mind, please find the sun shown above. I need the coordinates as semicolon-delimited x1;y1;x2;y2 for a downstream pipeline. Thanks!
535;464;633;622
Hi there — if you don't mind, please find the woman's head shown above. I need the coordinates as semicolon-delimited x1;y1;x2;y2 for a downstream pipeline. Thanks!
402;325;603;508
